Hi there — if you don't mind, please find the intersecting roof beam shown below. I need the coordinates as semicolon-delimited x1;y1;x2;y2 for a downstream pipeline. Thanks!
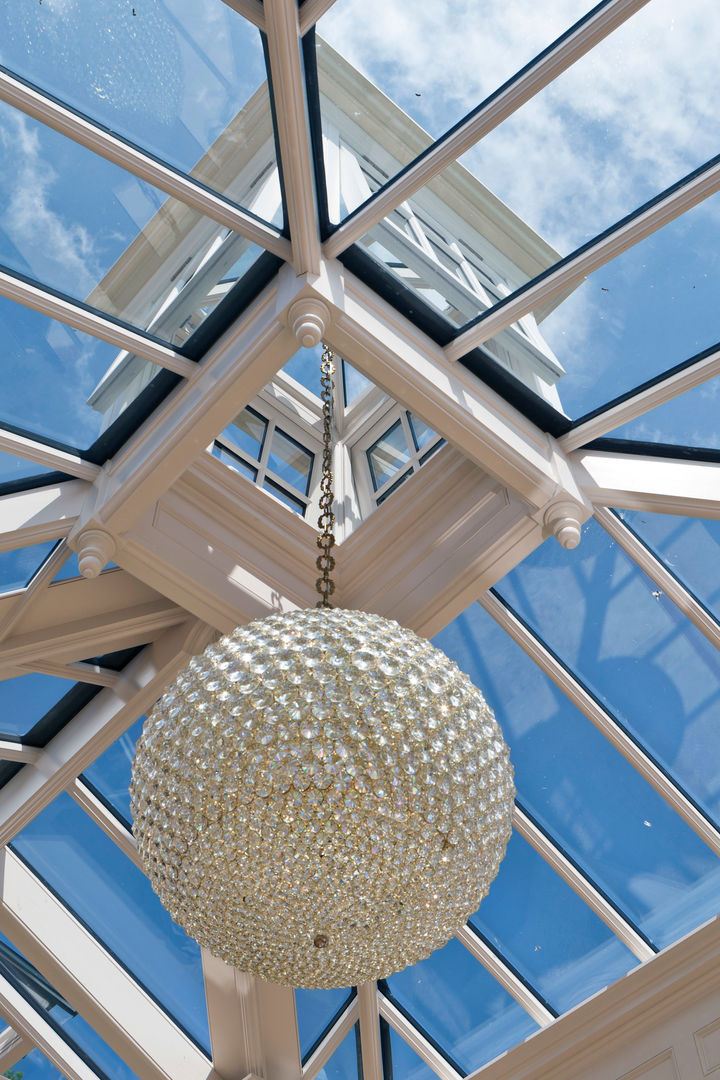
68;777;141;868
0;1026;33;1075
559;340;720;451
220;0;266;29
302;999;360;1080
0;848;217;1080
357;983;383;1080
0;480;87;552
378;992;462;1080
0;619;215;846
264;0;322;274
479;590;720;857
595;507;720;652
0;67;291;260
0;540;71;645
25;660;122;688
323;0;650;258
298;0;339;35
456;924;556;1027
575;450;720;517
0;742;42;766
446;154;720;361
0;266;195;377
0;429;99;481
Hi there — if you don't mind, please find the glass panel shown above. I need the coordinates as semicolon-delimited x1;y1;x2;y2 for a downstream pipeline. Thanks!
470;831;637;1013
495;521;720;824
82;716;145;827
342;361;372;406
386;937;538;1073
0;1;281;219
0;541;56;594
283;345;323;399
223;407;267;460
479;192;720;420
376;468;413;506
0;673;77;738
263;478;305;514
13;792;210;1051
407;413;438;453
433;602;720;950
606;373;720;449
616;511;720;622
52;552;82;582
386;1025;437;1080
3;1049;67;1078
296;987;354;1061
0;453;55;486
316;1023;361;1080
0;297;161;450
367;420;411;491
211;443;259;482
268;429;313;495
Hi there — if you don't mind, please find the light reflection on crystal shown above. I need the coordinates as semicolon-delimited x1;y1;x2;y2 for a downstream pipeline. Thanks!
131;608;514;989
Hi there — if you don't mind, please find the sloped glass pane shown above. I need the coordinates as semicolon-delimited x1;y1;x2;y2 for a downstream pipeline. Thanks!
268;430;313;495
296;987;354;1061
367;420;410;490
223;407;267;459
3;1048;67;1078
263;478;306;514
283;345;324;400
433;603;720;950
470;831;637;1013
0;673;77;737
0;541;56;594
0;453;55;486
82;716;145;827
343;361;372;406
616;511;720;622
212;444;259;482
317;1023;362;1080
386;937;538;1073
606;372;720;449
495;521;720;824
12;792;210;1052
0;0;281;220
407;414;437;453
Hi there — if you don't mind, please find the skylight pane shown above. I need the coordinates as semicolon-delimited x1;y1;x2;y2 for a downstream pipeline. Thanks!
0;453;56;487
0;673;77;738
469;831;637;1014
0;1;281;220
3;1048;73;1078
12;792;210;1052
81;716;145;827
283;345;323;399
267;430;313;495
605;372;720;449
320;1023;362;1080
433;603;720;951
224;407;267;459
386;1025;438;1080
495;521;720;824
296;987;354;1061
616;511;720;623
367;420;410;490
0;297;162;451
0;540;56;594
385;937;538;1073
343;360;372;406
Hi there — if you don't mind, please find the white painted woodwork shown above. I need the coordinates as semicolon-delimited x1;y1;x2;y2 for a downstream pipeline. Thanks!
68;778;142;869
0;429;99;481
0;849;216;1080
465;916;720;1080
302;1000;360;1080
0;1027;33;1074
575;451;720;518
298;0;339;34
324;0;651;258
479;591;720;857
358;983;383;1080
0;540;72;646
379;992;463;1080
0;481;87;551
0;742;42;766
456;925;556;1027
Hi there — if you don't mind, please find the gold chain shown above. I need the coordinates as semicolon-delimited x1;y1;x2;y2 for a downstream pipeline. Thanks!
316;345;336;608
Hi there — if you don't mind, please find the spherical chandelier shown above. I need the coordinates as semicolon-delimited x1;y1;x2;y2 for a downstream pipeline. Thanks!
131;348;514;989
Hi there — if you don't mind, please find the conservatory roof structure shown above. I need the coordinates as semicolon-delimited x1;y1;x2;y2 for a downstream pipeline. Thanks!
0;0;718;1078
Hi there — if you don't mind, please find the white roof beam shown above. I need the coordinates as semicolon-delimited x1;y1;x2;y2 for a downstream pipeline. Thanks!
576;450;720;517
0;742;42;766
594;506;720;652
559;341;720;451
298;0;340;35
357;983;383;1080
0;848;216;1080
264;0;322;274
479;590;720;858
0;618;215;846
220;0;266;30
302;998;360;1080
0;481;87;551
24;660;122;688
68;777;142;869
0;429;99;482
0;68;291;260
446;155;720;361
455;924;556;1027
378;992;462;1080
0;1027;33;1075
0;539;71;645
0;266;195;377
324;0;651;258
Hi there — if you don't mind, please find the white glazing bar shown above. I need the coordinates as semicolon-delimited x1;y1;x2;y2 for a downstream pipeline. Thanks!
478;591;720;857
455;925;555;1027
302;999;360;1080
0;429;100;482
594;507;720;652
0;268;195;377
0;741;42;765
24;660;122;688
68;777;142;869
264;0;322;274
511;807;654;962
219;0;266;30
0;68;292;261
0;540;72;646
446;156;720;361
298;0;340;35
323;0;651;258
0;1026;33;1074
357;982;383;1080
559;343;720;451
378;993;462;1080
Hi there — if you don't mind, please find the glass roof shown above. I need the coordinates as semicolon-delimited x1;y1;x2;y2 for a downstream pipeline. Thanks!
0;1;717;1077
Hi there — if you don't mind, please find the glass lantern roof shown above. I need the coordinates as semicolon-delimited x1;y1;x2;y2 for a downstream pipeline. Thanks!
0;1;716;1078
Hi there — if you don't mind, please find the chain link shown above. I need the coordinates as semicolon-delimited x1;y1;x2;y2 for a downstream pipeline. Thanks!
316;345;336;608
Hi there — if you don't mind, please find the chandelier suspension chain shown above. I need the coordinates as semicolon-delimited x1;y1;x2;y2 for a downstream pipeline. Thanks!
316;344;336;608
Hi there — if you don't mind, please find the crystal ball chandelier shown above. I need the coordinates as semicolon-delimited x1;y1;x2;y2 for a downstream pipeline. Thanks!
131;348;514;989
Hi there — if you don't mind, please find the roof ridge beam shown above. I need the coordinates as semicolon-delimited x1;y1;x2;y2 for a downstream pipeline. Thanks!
324;0;651;258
